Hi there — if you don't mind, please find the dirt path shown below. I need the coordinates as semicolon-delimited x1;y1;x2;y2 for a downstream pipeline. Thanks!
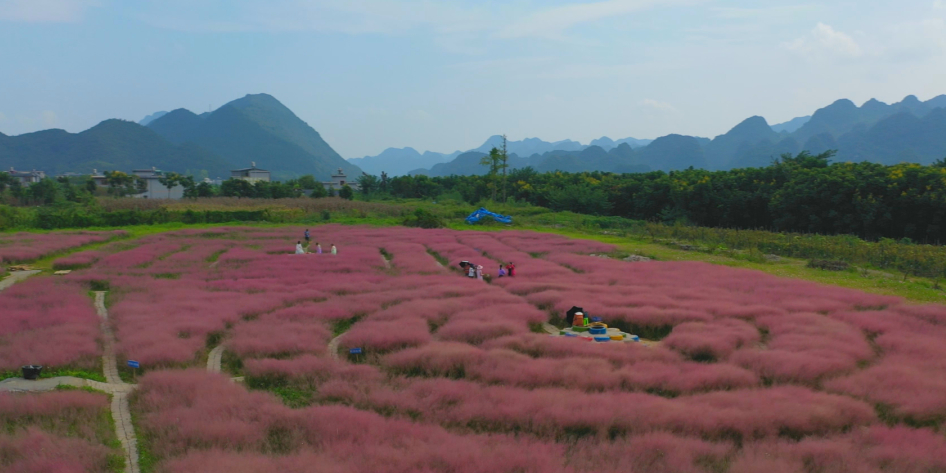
542;323;560;335
207;345;224;374
93;291;140;473
0;270;40;291
327;334;342;360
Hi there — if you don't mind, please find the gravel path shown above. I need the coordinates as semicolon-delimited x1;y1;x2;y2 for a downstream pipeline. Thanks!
327;333;342;361
0;270;40;291
207;345;224;373
93;291;140;473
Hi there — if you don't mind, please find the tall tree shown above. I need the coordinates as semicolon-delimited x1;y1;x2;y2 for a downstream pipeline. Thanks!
157;172;182;199
480;147;503;201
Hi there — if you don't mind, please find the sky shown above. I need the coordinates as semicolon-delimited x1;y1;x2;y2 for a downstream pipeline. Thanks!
1;0;945;158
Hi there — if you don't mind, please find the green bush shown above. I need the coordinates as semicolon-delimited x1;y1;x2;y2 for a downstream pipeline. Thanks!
402;208;444;229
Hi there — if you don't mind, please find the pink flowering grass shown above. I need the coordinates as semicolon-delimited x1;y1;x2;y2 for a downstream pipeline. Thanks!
0;279;101;371
134;369;570;473
37;225;946;469
0;230;126;263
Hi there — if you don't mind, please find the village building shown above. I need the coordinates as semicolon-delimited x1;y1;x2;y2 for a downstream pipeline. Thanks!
132;168;184;199
5;168;46;185
230;162;271;183
323;168;359;191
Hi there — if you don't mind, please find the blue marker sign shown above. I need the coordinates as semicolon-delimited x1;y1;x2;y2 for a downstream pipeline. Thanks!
127;360;140;369
349;348;363;355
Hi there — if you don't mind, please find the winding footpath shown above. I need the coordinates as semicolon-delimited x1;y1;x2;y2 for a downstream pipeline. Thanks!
94;292;140;473
0;290;140;473
0;269;40;291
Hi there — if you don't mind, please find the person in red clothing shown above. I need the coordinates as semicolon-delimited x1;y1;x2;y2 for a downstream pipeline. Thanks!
505;262;516;277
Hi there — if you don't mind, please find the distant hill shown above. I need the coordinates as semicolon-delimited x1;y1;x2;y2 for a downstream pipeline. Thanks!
139;111;168;126
349;147;460;176
770;116;810;134
405;93;946;177
0;119;231;177
358;134;652;176
148;94;360;181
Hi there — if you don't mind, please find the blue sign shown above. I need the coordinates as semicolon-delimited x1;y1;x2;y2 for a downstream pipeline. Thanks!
127;360;140;369
349;348;363;355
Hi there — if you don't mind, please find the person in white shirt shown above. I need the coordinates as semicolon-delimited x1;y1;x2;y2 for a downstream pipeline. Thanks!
295;241;305;254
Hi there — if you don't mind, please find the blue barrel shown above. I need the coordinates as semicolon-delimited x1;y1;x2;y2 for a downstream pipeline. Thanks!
589;327;607;335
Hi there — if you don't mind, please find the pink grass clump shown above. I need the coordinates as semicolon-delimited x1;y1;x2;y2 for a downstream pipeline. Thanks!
227;317;331;358
0;428;118;473
134;369;570;473
663;319;760;360
0;230;126;263
51;250;104;270
730;312;873;383
341;318;432;352
0;279;101;370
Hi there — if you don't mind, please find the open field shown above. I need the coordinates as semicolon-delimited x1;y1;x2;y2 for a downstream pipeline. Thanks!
2;224;946;472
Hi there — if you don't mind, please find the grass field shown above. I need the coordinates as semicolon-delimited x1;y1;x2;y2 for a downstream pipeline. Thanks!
3;222;946;472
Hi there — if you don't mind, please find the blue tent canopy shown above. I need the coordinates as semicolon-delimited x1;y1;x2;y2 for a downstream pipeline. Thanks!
465;207;512;224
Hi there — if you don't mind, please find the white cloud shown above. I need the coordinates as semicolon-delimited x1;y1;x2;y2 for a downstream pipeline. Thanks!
935;0;945;10
0;0;101;23
642;99;677;113
784;23;863;59
497;0;696;40
41;111;58;126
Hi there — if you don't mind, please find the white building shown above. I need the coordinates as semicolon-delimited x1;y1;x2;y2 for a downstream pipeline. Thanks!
230;162;271;183
132;168;184;199
5;168;46;185
323;168;359;191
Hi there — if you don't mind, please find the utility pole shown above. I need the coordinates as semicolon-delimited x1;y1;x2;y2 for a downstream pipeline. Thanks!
502;134;508;204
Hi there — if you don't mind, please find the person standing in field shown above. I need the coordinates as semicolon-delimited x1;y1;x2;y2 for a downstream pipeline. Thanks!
295;241;305;254
315;242;322;254
331;244;337;255
498;264;506;278
304;229;310;245
476;264;483;280
506;262;516;277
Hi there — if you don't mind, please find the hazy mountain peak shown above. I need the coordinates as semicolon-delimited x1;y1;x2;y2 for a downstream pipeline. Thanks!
139;111;168;126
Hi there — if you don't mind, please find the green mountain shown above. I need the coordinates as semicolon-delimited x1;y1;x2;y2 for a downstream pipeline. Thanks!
148;94;360;180
0;119;231;177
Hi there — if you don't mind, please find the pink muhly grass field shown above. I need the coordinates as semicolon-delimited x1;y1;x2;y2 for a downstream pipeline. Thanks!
0;230;126;263
39;225;946;470
0;279;101;371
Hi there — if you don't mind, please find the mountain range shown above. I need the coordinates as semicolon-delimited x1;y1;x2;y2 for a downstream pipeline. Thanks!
349;135;653;176
402;94;946;177
0;94;360;181
2;93;945;182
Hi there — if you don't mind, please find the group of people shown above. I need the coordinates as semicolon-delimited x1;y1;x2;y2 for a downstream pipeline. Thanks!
459;260;516;280
295;229;336;255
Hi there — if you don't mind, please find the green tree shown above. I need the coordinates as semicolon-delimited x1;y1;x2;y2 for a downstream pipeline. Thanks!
296;175;319;189
356;174;379;195
220;178;255;197
195;181;215;197
179;175;197;198
480;147;503;201
339;184;354;200
84;178;97;194
28;178;63;205
309;183;328;198
157;172;182;199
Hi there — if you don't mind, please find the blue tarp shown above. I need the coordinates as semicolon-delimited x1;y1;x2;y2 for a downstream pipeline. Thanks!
465;207;512;224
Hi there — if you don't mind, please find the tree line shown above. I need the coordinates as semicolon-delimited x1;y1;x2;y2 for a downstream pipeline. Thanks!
0;172;356;205
358;151;946;243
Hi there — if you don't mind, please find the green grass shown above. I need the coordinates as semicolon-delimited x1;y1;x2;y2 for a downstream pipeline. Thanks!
0;366;107;383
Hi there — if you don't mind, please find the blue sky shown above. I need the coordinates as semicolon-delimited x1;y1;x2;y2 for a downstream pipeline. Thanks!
1;0;945;158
